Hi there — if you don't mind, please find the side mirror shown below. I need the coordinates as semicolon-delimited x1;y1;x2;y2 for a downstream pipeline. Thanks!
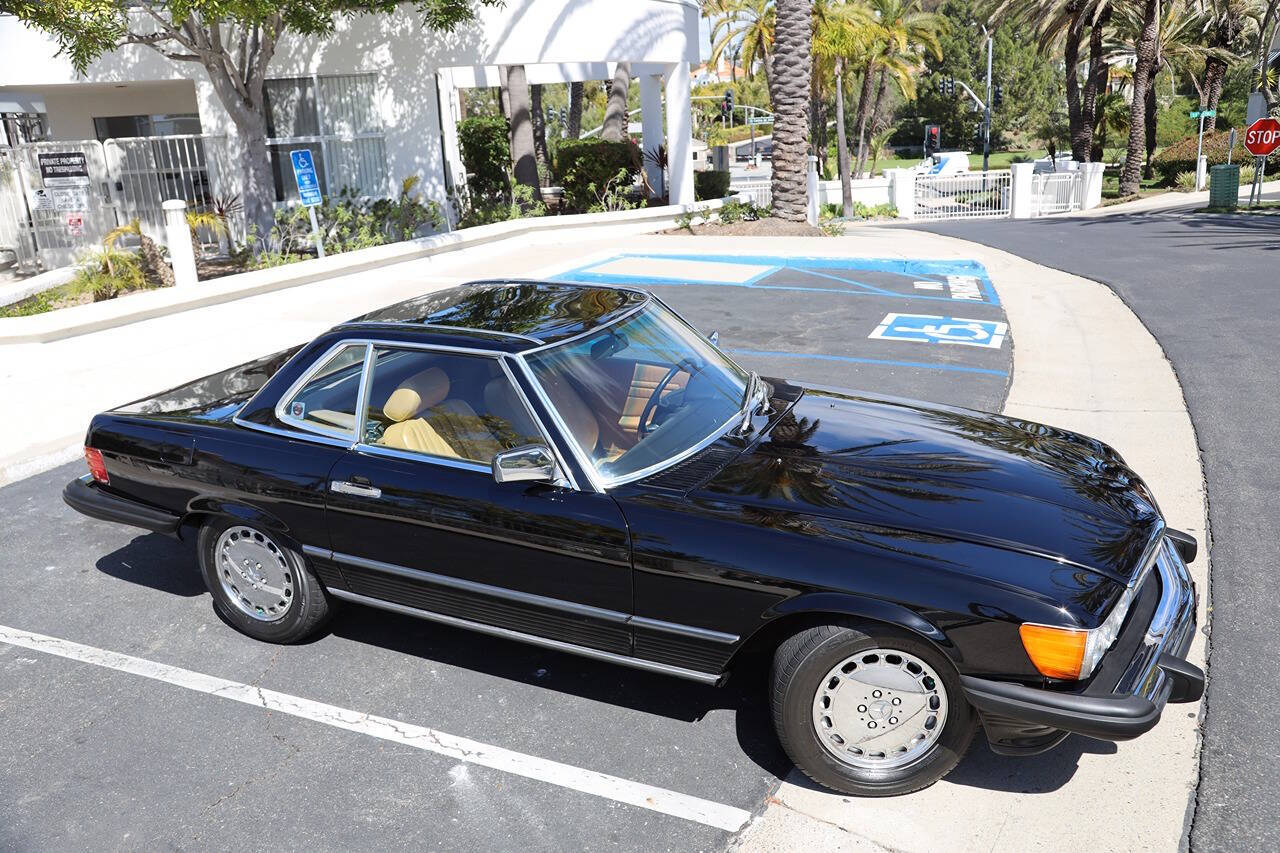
492;444;557;484
708;330;720;347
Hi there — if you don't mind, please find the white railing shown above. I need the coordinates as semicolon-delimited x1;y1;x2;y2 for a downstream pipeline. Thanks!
1031;170;1084;216
913;170;1011;220
103;134;236;245
730;178;771;208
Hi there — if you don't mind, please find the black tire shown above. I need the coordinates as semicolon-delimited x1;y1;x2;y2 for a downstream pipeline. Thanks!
770;621;976;797
197;517;332;644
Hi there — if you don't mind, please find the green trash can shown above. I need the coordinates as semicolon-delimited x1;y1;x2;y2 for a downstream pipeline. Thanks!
1209;164;1240;209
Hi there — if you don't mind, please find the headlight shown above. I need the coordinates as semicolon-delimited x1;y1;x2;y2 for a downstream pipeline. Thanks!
1019;588;1135;680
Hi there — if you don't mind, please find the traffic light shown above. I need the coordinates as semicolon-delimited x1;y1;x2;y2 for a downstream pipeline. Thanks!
546;106;556;126
559;106;567;125
925;124;941;154
993;85;1004;110
725;89;734;112
938;77;955;97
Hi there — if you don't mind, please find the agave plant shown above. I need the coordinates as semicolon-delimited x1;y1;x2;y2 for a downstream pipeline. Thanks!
104;219;175;289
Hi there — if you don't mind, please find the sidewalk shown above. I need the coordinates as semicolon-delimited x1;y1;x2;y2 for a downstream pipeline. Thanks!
1071;176;1280;217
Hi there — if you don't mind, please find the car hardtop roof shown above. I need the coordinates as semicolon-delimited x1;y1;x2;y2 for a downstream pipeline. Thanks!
338;280;651;350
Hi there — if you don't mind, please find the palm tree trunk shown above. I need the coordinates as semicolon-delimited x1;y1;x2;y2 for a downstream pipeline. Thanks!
531;83;549;186
852;57;876;180
1082;6;1110;161
1120;0;1160;196
603;62;632;142
1065;4;1088;161
567;81;584;138
1202;57;1228;113
856;68;888;179
1144;79;1157;180
504;65;542;201
769;0;813;221
835;59;853;217
811;73;828;179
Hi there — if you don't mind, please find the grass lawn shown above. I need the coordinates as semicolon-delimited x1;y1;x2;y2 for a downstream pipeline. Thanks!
1198;200;1280;214
1101;173;1166;201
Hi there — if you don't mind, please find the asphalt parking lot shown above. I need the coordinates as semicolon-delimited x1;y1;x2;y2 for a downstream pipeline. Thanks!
0;252;1012;850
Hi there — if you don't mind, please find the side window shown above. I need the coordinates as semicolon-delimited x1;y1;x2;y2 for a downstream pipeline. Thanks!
279;344;367;437
364;348;545;465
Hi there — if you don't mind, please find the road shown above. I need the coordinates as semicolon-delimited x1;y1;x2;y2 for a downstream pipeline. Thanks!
921;207;1280;852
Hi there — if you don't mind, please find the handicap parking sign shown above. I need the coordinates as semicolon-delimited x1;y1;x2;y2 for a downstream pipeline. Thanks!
289;149;323;206
869;313;1008;349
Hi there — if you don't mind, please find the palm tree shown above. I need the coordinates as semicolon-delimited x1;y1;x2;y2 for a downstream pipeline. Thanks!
567;81;584;138
1118;0;1160;196
811;0;874;215
852;0;943;178
711;0;777;87
503;65;542;200
771;0;815;221
602;62;633;142
1200;0;1257;112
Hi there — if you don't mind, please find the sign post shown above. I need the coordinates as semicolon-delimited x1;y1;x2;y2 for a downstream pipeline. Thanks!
1243;117;1280;206
1189;109;1215;190
288;149;325;259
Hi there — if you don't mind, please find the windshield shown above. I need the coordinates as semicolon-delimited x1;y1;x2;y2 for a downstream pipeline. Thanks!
523;300;749;484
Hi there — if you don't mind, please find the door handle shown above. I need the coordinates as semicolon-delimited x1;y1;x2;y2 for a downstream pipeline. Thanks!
330;480;382;499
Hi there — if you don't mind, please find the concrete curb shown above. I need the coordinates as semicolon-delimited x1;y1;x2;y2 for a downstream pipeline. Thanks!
0;264;78;308
0;195;744;345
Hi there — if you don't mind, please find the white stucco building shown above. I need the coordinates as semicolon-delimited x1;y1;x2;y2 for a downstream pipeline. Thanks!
0;1;699;268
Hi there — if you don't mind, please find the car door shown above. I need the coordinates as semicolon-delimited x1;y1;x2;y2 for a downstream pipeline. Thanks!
322;343;634;655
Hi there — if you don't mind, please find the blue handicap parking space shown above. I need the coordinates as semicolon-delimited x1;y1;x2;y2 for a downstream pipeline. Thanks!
557;253;1000;306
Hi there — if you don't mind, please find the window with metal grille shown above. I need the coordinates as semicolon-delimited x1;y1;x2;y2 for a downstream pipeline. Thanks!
265;73;389;202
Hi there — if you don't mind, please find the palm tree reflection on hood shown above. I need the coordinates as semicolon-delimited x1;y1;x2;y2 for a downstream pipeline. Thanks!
709;409;993;519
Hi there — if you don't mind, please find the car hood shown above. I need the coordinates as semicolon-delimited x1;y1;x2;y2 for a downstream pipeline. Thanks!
695;387;1162;584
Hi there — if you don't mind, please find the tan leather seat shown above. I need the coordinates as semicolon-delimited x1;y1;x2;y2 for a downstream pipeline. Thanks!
539;374;600;454
618;364;686;433
380;367;460;458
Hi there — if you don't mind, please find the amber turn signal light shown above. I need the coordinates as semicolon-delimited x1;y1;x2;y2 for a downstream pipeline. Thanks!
1019;623;1087;680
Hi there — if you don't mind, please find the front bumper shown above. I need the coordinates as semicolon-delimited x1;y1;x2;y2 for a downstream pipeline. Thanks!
963;533;1204;755
63;475;181;535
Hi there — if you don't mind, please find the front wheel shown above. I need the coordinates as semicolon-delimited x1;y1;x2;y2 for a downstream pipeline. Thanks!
771;622;976;796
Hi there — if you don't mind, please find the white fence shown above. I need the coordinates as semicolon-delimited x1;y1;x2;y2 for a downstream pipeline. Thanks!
0;134;236;272
731;178;771;208
913;171;1012;220
1030;170;1085;216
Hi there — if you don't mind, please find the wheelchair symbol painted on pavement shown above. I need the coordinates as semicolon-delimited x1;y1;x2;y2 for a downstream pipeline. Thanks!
869;313;1008;349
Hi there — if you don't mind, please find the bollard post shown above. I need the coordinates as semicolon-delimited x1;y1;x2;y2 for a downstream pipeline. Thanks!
807;155;819;226
162;199;198;287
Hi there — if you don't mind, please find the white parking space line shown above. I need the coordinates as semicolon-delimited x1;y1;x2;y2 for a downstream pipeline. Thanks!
0;625;752;833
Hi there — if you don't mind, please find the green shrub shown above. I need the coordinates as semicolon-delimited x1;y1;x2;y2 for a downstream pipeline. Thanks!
70;247;147;301
1174;171;1198;191
694;170;731;200
458;116;511;200
1153;129;1280;183
267;177;443;257
554;138;642;211
457;183;547;228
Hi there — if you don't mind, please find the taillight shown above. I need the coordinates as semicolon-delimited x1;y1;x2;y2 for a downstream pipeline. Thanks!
84;447;109;484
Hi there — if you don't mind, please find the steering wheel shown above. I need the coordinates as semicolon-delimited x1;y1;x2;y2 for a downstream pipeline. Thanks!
637;362;691;438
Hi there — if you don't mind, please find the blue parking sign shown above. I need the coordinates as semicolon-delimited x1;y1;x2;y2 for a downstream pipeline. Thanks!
869;313;1008;349
289;149;323;207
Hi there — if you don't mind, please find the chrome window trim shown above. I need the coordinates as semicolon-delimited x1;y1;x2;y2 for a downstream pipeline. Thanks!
350;321;544;345
497;355;578;490
326;588;722;685
273;341;369;440
353;442;491;473
232;414;356;449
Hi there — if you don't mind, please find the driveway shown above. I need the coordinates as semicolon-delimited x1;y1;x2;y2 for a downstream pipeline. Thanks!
920;208;1277;851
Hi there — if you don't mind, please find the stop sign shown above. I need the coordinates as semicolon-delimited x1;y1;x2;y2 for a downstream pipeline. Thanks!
1244;117;1280;156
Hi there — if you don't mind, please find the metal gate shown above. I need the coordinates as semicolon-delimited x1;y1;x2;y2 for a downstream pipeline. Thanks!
6;140;117;269
1031;171;1083;216
914;171;1012;220
104;134;234;243
0;148;38;273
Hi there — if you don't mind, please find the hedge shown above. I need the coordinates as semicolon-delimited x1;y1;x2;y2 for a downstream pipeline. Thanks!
553;138;642;211
458;116;510;200
694;170;731;200
1153;128;1280;182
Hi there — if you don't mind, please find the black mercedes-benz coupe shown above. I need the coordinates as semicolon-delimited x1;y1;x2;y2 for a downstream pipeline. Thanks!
65;280;1203;796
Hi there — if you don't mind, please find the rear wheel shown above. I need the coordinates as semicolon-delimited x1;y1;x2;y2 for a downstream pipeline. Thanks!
771;622;975;796
197;518;331;643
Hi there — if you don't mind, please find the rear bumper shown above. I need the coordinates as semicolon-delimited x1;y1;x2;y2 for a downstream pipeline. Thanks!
964;533;1204;753
62;475;181;535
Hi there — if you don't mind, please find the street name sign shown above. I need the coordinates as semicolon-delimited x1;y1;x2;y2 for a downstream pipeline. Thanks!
1188;109;1216;119
1243;118;1280;157
746;116;773;126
